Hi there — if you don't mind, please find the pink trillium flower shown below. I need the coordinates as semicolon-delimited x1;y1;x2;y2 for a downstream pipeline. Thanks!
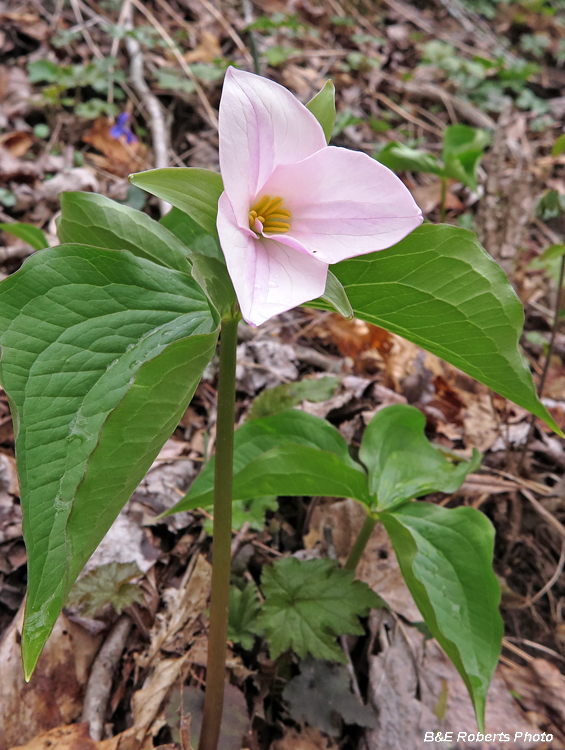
217;67;423;327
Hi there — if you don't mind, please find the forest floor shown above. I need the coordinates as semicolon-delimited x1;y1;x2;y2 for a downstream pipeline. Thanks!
1;0;565;748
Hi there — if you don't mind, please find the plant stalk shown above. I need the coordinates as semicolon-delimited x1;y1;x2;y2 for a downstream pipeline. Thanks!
439;176;447;224
344;511;378;571
198;316;239;750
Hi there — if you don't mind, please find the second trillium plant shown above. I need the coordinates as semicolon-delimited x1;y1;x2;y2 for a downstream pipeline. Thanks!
0;66;559;750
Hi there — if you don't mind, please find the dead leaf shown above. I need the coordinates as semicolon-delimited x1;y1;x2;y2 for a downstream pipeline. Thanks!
39;168;99;203
411;179;463;214
184;31;221;63
0;67;31;119
83;118;147;178
8;723;152;750
366;612;541;749
0;132;33;158
0;607;102;750
502;658;565;737
271;726;338;750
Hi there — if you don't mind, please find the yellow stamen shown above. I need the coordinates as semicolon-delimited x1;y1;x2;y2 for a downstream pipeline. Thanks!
248;195;291;234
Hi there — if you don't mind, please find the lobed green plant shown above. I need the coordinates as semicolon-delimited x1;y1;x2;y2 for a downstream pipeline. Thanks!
0;73;559;748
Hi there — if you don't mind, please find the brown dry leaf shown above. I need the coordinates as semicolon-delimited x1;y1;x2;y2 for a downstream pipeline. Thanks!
271;726;339;750
0;607;102;750
0;12;48;41
502;658;565;736
304;498;420;622
184;31;221;63
132;655;191;741
410;180;464;214
0;148;40;184
141;555;211;664
0;67;31;119
8;723;152;750
366;612;541;750
0;132;33;158
83;118;147;178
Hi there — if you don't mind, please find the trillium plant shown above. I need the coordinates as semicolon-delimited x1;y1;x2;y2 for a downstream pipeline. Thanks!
0;68;559;749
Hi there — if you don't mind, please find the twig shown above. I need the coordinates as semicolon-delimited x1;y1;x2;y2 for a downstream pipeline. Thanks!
82;615;133;741
520;488;565;542
196;0;252;64
129;0;218;129
373;91;444;137
123;2;170;215
69;0;104;60
520;252;565;466
529;539;565;605
241;0;261;75
107;0;132;108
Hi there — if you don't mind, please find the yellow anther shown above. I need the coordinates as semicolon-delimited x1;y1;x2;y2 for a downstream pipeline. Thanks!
248;195;291;234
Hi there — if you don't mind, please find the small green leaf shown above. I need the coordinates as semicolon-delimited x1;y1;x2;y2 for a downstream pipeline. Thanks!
359;404;481;510
165;409;363;514
537;189;565;221
539;243;565;260
306;80;336;143
58;192;191;273
375;142;443;176
314;224;559;434
380;502;503;730
228;583;264;650
67;562;144;617
190;253;236;318
442;124;490;191
248;376;340;419
552;133;565;158
0;222;48;251
129;168;223;237
0;244;219;678
232;496;278;531
160;207;223;260
260;557;382;662
320;270;353;319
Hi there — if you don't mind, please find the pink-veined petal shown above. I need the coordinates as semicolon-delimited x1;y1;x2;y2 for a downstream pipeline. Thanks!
217;192;328;327
218;67;327;226
259;146;423;263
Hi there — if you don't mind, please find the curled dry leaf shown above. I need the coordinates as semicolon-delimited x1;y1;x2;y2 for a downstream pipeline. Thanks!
83;118;148;178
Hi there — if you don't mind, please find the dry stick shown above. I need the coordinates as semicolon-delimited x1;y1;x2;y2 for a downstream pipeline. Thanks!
82;615;133;741
529;538;565;606
69;0;104;60
123;3;169;216
196;0;253;64
520;487;565;542
519;252;565;467
129;0;218;130
107;0;132;108
373;91;443;138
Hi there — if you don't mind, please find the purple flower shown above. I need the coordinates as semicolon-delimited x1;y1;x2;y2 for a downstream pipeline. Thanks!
216;68;423;327
110;113;137;145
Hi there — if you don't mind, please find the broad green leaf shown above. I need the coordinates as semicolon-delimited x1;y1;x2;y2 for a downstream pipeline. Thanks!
129;168;223;237
160;206;223;260
375;142;443;176
0;244;218;677
248;376;340;419
306;80;336;143
58;192;191;273
228;444;371;505
259;557;382;662
165;409;361;514
321;270;353;319
67;561;144;617
552;133;565;158
442;124;490;191
316;224;558;433
0;222;48;250
380;502;502;730
190;253;236;318
228;583;264;650
359;404;481;510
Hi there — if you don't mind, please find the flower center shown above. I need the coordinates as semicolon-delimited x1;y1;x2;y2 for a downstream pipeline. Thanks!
248;195;291;235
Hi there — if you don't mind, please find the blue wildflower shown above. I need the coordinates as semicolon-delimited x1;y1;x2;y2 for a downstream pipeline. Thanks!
110;113;137;144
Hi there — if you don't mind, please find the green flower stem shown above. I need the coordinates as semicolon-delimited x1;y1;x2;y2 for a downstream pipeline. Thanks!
199;315;239;750
344;510;378;571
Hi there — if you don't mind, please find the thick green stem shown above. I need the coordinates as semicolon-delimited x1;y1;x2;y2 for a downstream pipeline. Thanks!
344;511;378;571
199;316;239;750
439;176;447;224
